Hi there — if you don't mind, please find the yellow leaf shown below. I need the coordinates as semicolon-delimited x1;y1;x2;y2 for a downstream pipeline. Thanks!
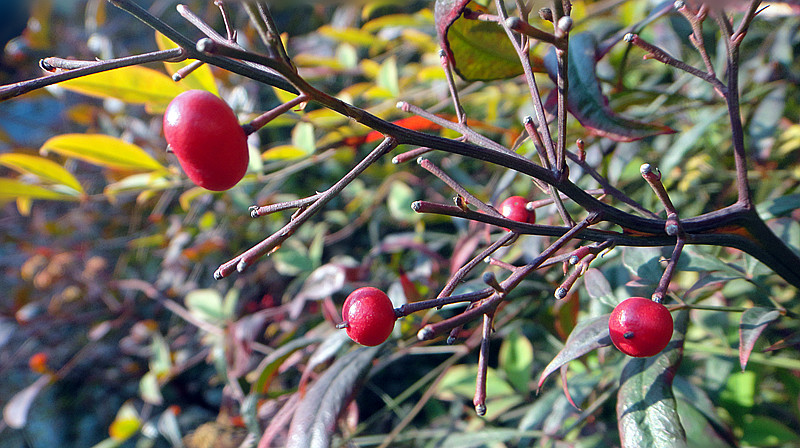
155;31;219;95
272;86;299;105
41;134;166;172
108;402;140;442
0;153;84;193
0;178;79;201
262;145;309;161
59;66;187;113
16;197;32;216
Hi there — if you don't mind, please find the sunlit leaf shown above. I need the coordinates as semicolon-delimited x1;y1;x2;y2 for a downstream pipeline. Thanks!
286;346;380;448
377;57;399;97
0;153;83;193
108;402;141;441
58;65;187;113
41;134;165;172
616;310;688;448
3;375;51;429
499;330;534;393
292;122;316;154
139;371;164;405
0;178;79;201
155;31;219;95
435;1;543;81
739;307;781;371
318;25;386;48
261;145;310;161
185;289;226;324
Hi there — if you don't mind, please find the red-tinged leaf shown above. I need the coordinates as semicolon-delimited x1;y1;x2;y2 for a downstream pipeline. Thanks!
617;310;689;448
560;365;581;410
286;346;380;448
253;336;321;394
3;375;51;429
739;307;781;371
544;33;676;142
538;314;612;390
435;1;543;81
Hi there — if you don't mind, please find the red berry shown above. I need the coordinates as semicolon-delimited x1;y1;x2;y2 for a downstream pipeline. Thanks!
609;297;673;357
499;196;535;225
341;287;396;346
28;352;48;373
163;90;249;191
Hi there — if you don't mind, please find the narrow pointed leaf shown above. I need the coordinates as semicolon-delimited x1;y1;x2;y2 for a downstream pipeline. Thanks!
3;375;51;429
0;178;80;201
616;310;689;448
538;314;612;390
41;134;165;172
59;65;187;113
286;346;380;448
0;153;84;193
544;33;675;142
739;307;781;371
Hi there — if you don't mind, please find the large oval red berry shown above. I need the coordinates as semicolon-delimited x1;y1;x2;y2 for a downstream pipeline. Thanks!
341;287;396;346
609;297;673;357
499;196;535;225
163;90;249;191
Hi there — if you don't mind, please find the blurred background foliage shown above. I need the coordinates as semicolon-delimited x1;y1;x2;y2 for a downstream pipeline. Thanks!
0;0;799;447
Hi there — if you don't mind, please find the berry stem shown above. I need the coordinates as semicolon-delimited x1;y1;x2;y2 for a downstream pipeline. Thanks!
652;237;685;304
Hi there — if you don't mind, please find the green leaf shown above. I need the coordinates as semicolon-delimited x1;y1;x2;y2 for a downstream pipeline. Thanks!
499;330;534;393
0;153;83;193
544;33;676;142
435;0;541;81
184;289;226;324
538;314;612;390
377;57;399;97
285;346;380;448
741;415;800;447
720;371;756;409
387;180;419;223
616;310;689;448
622;246;663;285
0;178;80;202
58;65;187;113
253;336;321;394
41;134;165;172
435;364;521;420
291;122;316;155
739;308;781;371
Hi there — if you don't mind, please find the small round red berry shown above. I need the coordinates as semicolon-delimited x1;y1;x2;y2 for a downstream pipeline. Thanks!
28;352;48;374
163;90;249;191
499;196;536;225
609;297;673;357
340;287;396;346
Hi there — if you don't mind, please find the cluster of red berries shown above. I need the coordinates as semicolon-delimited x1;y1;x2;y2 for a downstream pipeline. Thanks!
163;90;249;191
609;297;673;357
